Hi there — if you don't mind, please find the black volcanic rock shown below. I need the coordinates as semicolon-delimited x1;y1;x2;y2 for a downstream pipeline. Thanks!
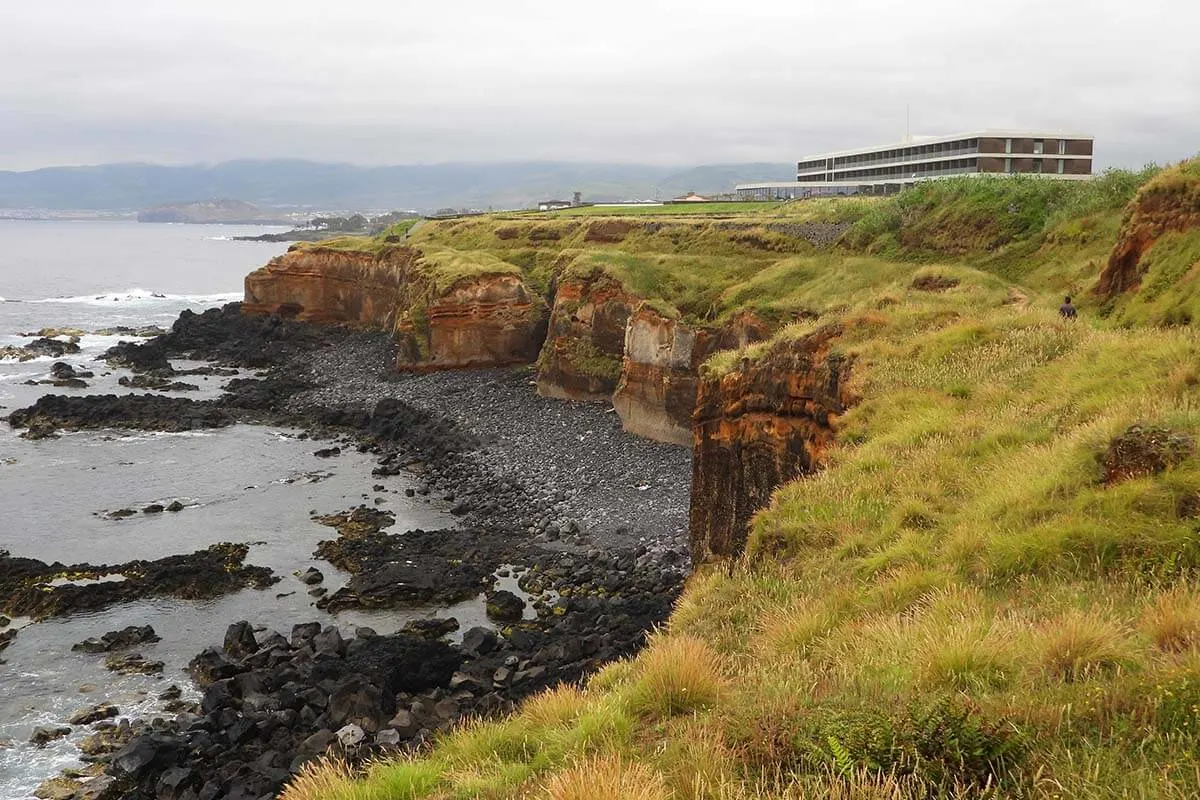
8;393;233;436
0;544;276;620
73;625;161;653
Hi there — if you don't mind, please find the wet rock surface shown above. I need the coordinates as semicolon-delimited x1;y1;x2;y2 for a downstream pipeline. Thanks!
88;539;678;800
73;626;162;653
1;337;82;362
8;394;233;438
0;544;277;620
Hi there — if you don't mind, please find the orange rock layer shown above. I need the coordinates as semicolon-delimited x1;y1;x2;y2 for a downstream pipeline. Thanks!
244;246;547;371
395;275;547;371
1096;172;1200;297
536;275;639;402
689;326;855;564
613;309;768;446
244;248;413;326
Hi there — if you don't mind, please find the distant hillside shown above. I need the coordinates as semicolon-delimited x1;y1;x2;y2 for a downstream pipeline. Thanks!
136;197;293;224
0;160;794;213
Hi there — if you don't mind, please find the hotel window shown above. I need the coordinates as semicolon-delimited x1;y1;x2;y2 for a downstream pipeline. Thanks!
1057;140;1067;155
1005;158;1014;173
1057;159;1065;174
1005;138;1012;154
1032;159;1043;174
1033;139;1044;155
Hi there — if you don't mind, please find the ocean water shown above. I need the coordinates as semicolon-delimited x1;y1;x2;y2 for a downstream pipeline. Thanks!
0;221;461;798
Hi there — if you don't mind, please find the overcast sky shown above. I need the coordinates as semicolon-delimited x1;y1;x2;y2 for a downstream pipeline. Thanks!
2;0;1197;171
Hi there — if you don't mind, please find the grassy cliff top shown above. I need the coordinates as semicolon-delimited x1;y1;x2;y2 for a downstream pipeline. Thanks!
414;247;523;294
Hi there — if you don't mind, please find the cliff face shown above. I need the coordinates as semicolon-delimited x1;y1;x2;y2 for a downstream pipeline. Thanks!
536;274;639;401
613;309;769;446
395;274;548;371
689;326;854;564
244;246;547;370
243;248;412;326
1097;166;1200;297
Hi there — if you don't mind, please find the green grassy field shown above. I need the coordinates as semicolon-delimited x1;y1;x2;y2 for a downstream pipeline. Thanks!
543;201;786;217
283;161;1200;799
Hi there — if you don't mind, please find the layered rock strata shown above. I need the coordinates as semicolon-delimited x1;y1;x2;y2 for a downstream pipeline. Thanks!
243;246;547;371
613;308;769;446
689;326;855;564
536;273;639;401
244;248;411;325
395;274;547;371
1097;168;1200;297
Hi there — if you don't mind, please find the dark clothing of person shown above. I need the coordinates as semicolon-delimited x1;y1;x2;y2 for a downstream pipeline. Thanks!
1059;301;1077;320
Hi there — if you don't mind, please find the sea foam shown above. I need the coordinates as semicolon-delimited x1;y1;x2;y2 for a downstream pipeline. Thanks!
29;288;240;305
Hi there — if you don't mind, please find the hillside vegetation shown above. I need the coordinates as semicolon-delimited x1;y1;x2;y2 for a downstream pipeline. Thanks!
286;160;1200;799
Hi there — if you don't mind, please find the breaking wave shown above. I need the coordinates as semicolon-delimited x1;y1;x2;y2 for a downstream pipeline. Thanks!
28;288;241;306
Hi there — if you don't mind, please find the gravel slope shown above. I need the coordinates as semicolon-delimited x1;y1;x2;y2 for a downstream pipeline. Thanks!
286;334;693;556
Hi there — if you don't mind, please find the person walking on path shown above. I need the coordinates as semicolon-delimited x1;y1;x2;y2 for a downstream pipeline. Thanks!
1059;295;1078;320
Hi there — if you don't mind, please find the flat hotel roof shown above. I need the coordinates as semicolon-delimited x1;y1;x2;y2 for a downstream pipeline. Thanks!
799;130;1095;162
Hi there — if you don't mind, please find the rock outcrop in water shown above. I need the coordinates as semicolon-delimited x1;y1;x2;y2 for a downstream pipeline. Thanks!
0;544;277;620
8;393;234;439
689;325;855;563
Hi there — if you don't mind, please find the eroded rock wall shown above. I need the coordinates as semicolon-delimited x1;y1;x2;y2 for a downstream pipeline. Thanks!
244;246;548;371
395;274;548;371
613;309;769;446
1097;169;1200;297
243;247;414;326
536;274;639;401
689;326;854;564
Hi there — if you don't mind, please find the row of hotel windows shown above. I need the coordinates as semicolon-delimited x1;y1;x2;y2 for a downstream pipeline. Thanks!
798;138;1071;174
1018;138;1069;155
798;157;979;182
797;138;980;173
1012;158;1069;174
795;156;1070;183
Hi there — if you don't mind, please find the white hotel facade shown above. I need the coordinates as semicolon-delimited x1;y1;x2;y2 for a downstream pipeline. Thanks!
736;130;1095;199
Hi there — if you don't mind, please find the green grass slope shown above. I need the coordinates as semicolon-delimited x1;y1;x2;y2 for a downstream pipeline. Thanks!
282;162;1200;799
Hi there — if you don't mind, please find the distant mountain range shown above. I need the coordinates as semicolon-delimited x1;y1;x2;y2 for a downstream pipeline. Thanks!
0;160;795;213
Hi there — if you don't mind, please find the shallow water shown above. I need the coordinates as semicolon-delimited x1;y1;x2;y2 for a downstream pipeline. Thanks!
0;221;475;798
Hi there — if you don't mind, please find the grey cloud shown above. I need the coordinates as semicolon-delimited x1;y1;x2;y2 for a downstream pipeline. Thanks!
2;0;1198;170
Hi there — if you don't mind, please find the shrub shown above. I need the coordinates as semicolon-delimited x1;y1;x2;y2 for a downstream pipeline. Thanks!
522;684;591;728
798;699;1025;789
627;634;728;717
1038;611;1139;681
1143;587;1200;652
541;755;669;800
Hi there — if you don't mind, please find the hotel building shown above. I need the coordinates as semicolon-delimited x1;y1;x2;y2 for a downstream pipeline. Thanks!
736;130;1094;199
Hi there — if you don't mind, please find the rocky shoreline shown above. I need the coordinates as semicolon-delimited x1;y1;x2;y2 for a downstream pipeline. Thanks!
4;304;691;800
